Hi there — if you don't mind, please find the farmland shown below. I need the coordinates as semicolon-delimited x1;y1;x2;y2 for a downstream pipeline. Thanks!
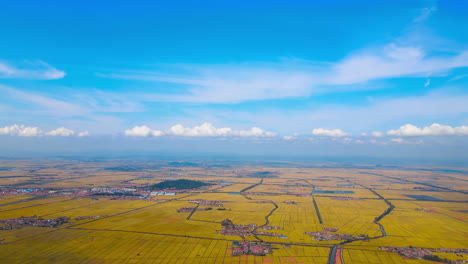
0;159;466;263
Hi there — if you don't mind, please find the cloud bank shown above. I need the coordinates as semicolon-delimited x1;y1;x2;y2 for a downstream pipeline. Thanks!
387;123;468;136
125;123;276;138
0;124;88;137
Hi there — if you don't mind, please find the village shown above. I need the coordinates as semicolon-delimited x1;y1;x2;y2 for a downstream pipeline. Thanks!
380;247;468;264
217;219;282;237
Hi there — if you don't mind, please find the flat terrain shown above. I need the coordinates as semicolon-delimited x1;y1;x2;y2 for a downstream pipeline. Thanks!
0;159;466;263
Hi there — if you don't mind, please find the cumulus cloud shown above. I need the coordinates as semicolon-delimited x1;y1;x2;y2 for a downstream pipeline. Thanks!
371;131;384;137
77;131;90;137
46;127;75;136
125;125;163;137
355;139;364;144
167;123;232;137
0;124;89;137
387;123;468;137
0;60;65;80
311;128;349;137
391;138;404;143
166;123;276;137
0;124;42;136
124;123;276;138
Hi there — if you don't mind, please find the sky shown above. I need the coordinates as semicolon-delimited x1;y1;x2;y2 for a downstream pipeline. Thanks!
1;0;468;162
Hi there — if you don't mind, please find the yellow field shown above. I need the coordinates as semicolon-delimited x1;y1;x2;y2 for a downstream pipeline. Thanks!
0;160;466;263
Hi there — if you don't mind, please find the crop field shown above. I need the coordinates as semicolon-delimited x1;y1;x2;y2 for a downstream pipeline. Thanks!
0;159;466;263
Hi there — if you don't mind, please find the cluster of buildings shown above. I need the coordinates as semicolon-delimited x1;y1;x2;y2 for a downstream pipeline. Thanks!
380;247;467;263
255;231;283;237
176;207;212;213
0;188;49;196
323;227;339;232
188;199;225;206
305;231;368;241
74;215;108;221
218;219;257;236
231;241;272;256
150;192;176;196
415;208;436;213
217;219;281;237
0;216;70;229
253;200;273;204
258;225;280;230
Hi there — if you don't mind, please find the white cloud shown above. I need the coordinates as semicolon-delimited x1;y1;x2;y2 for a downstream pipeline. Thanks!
125;125;163;137
391;138;404;143
0;60;65;80
167;123;232;137
46;127;75;136
355;139;364;144
166;123;276;137
311;128;349;137
0;124;42;137
77;131;90;137
371;131;384;137
387;123;468;137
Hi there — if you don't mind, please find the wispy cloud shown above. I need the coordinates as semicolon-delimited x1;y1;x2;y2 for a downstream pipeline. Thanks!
97;44;468;103
0;85;86;116
0;60;65;80
413;5;437;22
77;131;90;137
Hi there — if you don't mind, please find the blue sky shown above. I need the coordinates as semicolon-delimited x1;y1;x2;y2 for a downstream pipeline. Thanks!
1;0;468;159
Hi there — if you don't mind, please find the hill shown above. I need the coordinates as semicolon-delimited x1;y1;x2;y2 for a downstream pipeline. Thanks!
150;179;212;190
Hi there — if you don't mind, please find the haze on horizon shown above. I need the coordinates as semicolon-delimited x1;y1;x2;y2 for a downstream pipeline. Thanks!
1;0;468;162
